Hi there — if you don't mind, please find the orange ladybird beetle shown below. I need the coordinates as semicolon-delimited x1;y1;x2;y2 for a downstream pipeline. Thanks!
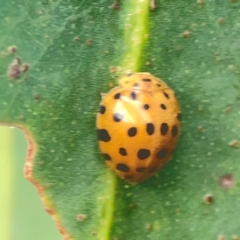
96;72;181;183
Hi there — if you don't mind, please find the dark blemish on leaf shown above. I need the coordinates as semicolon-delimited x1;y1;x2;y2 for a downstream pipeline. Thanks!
182;30;191;38
45;208;54;215
20;63;29;72
86;40;93;46
8;45;17;53
218;18;224;24
204;194;214;204
34;94;40;100
150;0;156;11
110;66;117;73
197;0;204;5
111;1;120;10
229;139;239;148
74;36;80;41
129;203;137;209
7;58;21;79
77;214;87;222
218;235;225;240
224;106;232;113
7;57;29;79
145;223;153;230
219;174;234;189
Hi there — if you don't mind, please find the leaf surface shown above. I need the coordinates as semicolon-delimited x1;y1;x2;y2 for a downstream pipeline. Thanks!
0;0;240;239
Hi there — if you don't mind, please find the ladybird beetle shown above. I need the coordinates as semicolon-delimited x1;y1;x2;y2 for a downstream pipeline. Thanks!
96;72;181;183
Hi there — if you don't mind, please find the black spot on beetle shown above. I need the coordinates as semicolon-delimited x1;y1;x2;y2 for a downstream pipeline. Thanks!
172;126;178;136
137;149;150;160
157;149;168;159
114;93;121;99
177;113;182;121
163;92;169;99
142;78;151;82
119;148;127;156
160;123;168;135
117;163;130;172
131;92;137;100
125;175;133;179
136;167;146;172
149;167;157;173
146;123;154;135
99;105;106;114
143;104;149;110
160;104;166;110
113;113;124;122
97;129;111;142
128;127;137;137
102;153;111;160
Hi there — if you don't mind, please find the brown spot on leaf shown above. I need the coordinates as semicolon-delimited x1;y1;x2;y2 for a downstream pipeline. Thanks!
7;57;29;79
8;64;21;78
197;0;204;4
220;174;234;189
34;94;40;100
218;18;224;24
20;63;29;72
150;0;156;11
111;2;120;10
182;30;191;38
218;235;225;240
110;66;117;73
8;45;17;53
229;139;239;148
74;36;80;41
224;106;232;113
145;223;153;230
204;194;214;204
38;9;44;14
45;208;54;215
77;214;87;222
86;40;93;46
129;203;137;209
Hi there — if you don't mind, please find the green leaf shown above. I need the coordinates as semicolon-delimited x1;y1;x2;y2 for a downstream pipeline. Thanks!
1;0;240;240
